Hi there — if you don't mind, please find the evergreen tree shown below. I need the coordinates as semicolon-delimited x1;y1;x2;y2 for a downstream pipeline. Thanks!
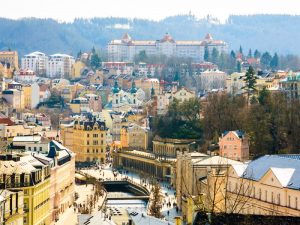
248;49;252;58
270;53;279;70
254;49;261;59
211;47;219;64
77;50;82;59
90;53;101;69
92;46;96;54
242;66;257;103
239;45;243;54
230;50;236;59
261;52;272;68
174;70;180;81
204;45;210;62
236;61;242;73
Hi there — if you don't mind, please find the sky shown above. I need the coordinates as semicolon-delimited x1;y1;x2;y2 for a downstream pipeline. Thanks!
3;0;300;22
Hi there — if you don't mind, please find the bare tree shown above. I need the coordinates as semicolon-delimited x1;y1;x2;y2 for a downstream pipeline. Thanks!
149;182;163;218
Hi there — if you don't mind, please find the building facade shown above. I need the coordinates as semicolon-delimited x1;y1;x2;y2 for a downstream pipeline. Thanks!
47;54;75;78
0;153;51;225
0;51;19;70
219;130;249;161
0;190;24;225
279;72;300;100
227;155;300;216
21;51;48;75
60;119;107;163
108;33;228;62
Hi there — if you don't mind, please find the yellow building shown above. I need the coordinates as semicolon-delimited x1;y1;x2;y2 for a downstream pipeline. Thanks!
21;83;41;109
33;140;75;222
113;136;198;181
89;70;104;85
69;97;89;113
0;190;24;225
175;152;242;221
120;126;129;148
0;153;51;225
2;89;25;110
0;62;12;78
71;61;86;79
172;87;195;102
0;123;45;139
227;155;300;216
61;118;107;163
123;124;152;150
0;51;19;71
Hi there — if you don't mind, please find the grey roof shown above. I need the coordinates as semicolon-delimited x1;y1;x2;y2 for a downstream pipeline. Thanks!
222;130;245;138
244;155;300;190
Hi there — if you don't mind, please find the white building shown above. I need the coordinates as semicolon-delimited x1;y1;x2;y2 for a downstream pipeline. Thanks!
107;80;144;110
21;51;48;75
196;69;227;91
14;69;37;83
108;33;228;62
47;54;75;78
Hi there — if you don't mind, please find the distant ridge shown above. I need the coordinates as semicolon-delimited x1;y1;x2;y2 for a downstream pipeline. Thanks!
0;14;299;56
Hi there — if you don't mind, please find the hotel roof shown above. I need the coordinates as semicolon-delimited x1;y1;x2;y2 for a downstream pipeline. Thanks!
242;155;300;190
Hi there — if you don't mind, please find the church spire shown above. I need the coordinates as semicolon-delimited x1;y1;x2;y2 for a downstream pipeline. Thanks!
130;79;137;94
112;80;120;93
151;84;155;97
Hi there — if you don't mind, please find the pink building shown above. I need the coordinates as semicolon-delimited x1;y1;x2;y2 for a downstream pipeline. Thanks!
219;130;249;161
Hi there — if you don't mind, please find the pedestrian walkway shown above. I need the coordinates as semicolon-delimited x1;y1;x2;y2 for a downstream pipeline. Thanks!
81;165;181;223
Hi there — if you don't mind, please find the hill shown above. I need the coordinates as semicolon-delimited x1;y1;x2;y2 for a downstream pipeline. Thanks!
0;15;299;57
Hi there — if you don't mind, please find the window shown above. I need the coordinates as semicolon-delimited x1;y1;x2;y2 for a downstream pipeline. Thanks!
265;190;268;201
87;141;90;145
288;195;291;207
87;149;89;153
277;194;281;205
271;192;274;203
296;197;298;209
87;134;90;137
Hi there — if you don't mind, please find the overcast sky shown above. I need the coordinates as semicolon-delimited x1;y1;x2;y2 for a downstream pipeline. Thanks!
4;0;300;22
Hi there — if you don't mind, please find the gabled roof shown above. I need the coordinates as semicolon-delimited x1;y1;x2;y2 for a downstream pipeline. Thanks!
243;155;300;190
222;130;245;139
232;164;248;177
269;167;295;187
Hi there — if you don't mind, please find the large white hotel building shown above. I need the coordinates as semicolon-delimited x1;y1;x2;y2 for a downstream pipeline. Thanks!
107;33;228;62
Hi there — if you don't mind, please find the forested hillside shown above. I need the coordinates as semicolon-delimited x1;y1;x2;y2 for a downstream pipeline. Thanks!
0;15;300;56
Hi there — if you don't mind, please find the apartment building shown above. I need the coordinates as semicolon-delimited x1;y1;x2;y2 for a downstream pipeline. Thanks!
21;51;48;75
0;153;51;225
60;118;107;163
0;190;24;225
47;54;75;78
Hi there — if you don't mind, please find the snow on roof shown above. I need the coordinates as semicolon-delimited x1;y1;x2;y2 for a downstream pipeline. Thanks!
270;167;295;187
232;164;248;177
244;155;300;190
13;136;41;142
193;156;243;166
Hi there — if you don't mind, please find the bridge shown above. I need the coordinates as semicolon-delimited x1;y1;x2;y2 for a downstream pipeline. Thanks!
102;179;150;200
